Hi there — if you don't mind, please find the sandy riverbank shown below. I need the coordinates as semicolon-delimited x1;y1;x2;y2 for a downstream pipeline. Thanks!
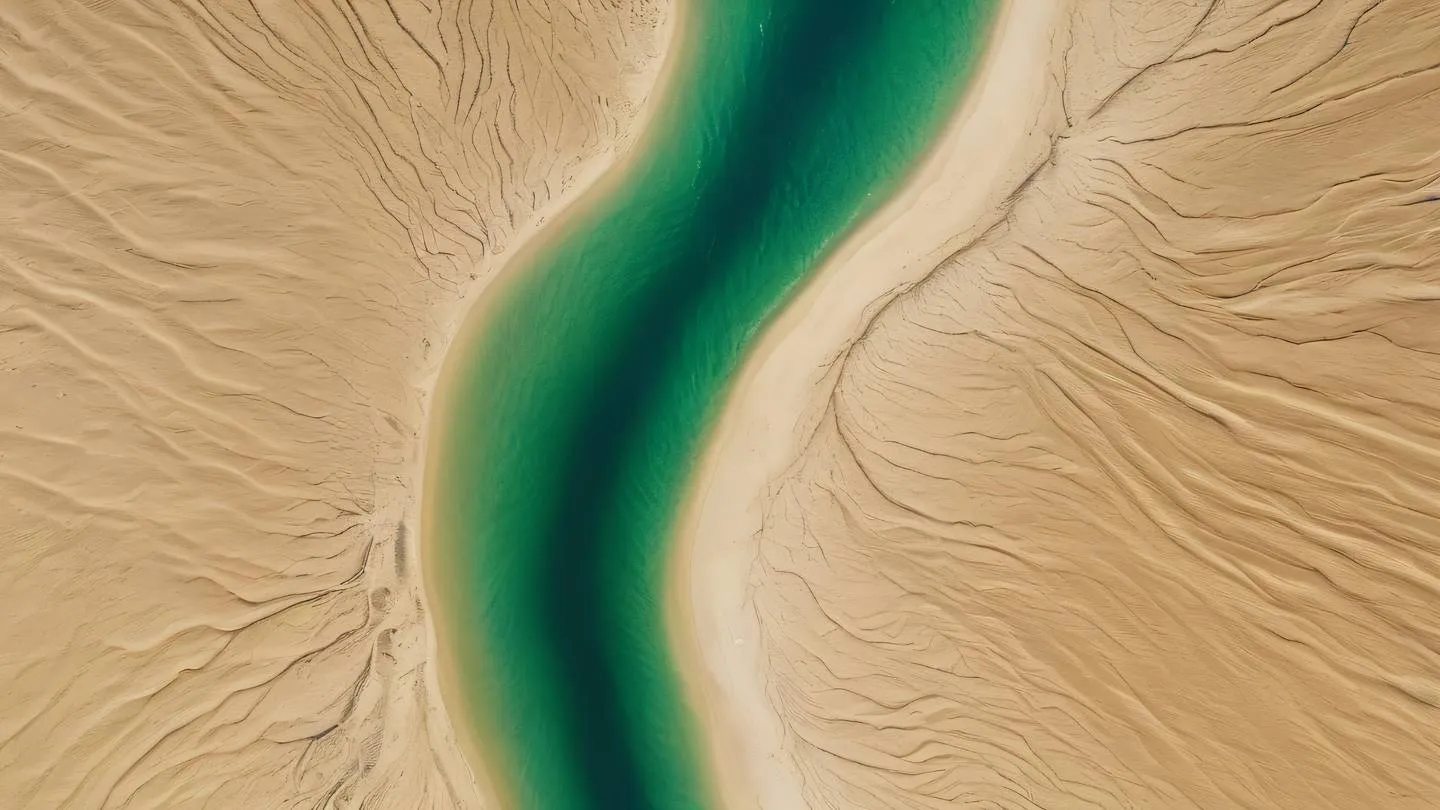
666;2;1073;806
0;1;669;808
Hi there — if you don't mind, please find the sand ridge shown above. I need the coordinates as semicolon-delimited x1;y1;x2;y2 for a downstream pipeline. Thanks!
0;0;668;807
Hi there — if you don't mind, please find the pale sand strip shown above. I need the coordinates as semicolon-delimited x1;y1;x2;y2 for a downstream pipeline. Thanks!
416;3;687;807
666;2;1076;807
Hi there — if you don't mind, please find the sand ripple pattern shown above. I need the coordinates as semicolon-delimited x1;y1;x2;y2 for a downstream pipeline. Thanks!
754;1;1440;807
0;1;663;807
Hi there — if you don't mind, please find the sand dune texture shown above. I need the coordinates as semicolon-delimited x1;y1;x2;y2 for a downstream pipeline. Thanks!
0;1;665;807
744;1;1440;808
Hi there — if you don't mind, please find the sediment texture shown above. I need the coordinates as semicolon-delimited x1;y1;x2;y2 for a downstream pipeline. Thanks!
0;1;664;807
755;1;1440;807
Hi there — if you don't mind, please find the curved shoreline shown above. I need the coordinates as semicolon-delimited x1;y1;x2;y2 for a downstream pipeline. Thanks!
420;2;1002;806
418;2;690;806
665;2;1074;806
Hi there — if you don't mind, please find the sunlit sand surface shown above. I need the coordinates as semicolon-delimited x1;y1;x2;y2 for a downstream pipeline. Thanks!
0;1;665;806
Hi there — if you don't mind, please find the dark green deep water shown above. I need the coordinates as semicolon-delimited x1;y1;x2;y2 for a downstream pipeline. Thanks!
429;2;998;808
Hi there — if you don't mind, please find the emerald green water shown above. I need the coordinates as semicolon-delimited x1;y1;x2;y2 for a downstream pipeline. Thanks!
430;2;997;808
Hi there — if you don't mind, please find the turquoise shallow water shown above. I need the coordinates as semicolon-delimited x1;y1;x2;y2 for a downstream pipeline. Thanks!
429;2;998;807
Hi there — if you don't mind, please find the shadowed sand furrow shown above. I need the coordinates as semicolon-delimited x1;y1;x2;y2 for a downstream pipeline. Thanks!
741;0;1440;807
0;1;667;807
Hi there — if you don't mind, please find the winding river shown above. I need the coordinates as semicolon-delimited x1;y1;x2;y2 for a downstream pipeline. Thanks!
426;2;998;807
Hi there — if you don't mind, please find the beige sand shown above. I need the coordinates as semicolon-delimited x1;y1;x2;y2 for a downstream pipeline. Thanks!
679;0;1440;807
0;1;668;807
